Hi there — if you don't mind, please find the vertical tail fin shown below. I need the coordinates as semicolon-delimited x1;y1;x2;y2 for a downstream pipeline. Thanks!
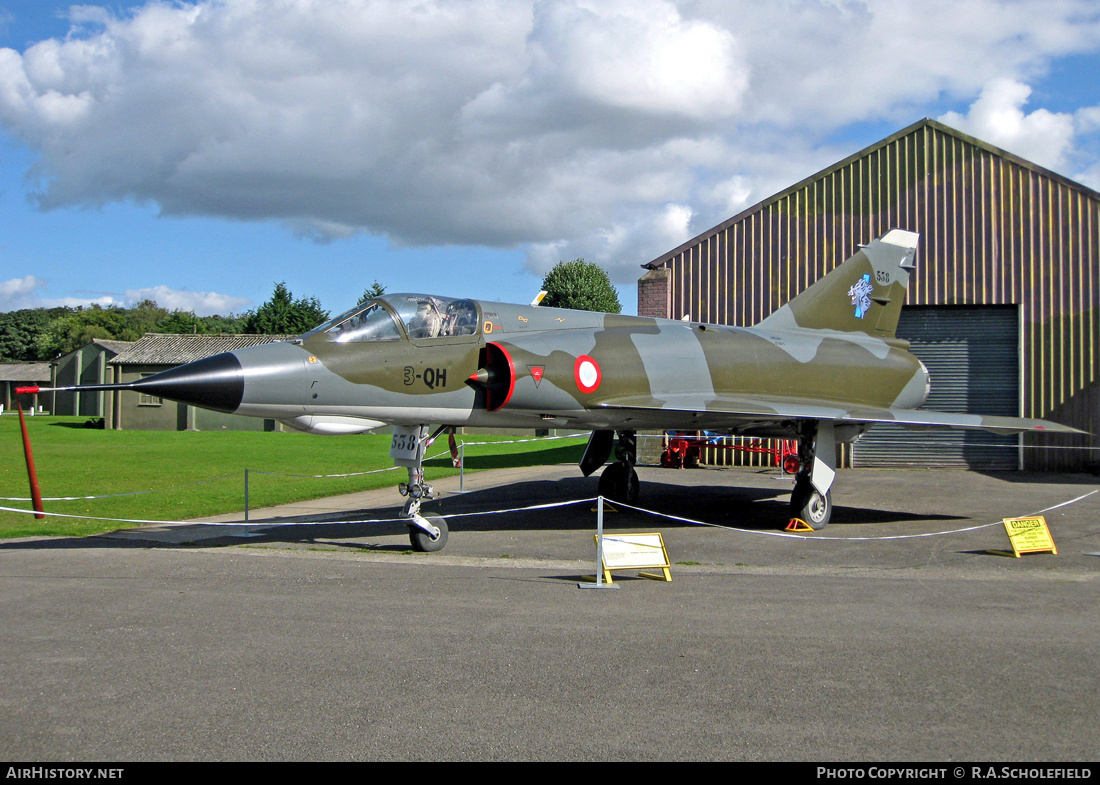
758;229;918;339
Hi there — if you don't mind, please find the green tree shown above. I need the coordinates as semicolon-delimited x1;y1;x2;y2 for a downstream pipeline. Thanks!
129;299;170;336
35;305;135;357
0;308;70;361
358;280;387;304
243;282;329;334
195;313;248;333
155;310;248;334
156;310;204;334
539;259;621;313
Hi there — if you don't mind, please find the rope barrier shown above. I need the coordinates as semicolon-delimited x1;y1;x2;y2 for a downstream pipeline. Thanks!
0;473;240;503
446;433;589;447
1;489;1094;545
602;489;1099;541
0;497;595;528
0;432;587;499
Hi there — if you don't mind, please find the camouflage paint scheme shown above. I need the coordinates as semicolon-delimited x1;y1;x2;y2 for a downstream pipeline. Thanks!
29;230;1082;540
232;229;1071;440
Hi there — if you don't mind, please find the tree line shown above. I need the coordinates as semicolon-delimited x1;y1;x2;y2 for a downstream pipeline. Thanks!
2;259;620;362
0;282;330;361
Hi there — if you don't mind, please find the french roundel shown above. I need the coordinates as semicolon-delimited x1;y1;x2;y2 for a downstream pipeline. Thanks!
574;355;601;393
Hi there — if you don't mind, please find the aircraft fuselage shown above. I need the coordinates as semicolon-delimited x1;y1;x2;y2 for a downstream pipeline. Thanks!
222;295;929;440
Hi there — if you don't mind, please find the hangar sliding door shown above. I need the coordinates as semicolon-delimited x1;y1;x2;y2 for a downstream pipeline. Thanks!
852;306;1021;470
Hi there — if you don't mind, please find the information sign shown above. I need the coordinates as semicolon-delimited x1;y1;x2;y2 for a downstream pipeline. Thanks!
1001;516;1058;557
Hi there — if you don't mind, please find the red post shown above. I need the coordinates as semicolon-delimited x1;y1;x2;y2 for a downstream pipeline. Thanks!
16;398;45;519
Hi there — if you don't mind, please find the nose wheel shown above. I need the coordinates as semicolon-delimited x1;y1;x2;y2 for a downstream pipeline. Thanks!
400;465;450;552
407;513;449;552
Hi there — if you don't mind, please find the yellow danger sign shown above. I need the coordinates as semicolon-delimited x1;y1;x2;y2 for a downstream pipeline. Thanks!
1001;516;1057;557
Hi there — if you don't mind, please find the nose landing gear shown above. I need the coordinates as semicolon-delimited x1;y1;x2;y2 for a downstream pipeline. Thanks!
392;424;450;551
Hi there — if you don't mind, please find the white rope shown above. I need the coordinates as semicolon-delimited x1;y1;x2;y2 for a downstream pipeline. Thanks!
0;473;239;502
604;490;1099;541
0;432;584;501
2;489;1094;542
453;433;588;447
0;496;596;528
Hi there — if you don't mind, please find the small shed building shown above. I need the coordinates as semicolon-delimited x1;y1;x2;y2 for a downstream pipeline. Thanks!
0;362;50;414
49;339;134;417
105;334;292;431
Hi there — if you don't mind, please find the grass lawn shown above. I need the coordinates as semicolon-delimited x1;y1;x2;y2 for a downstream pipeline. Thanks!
1;414;586;538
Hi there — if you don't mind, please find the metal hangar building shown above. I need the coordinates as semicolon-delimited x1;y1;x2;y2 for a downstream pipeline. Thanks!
637;118;1097;472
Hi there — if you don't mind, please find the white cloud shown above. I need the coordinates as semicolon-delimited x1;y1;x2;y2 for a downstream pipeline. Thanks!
527;0;745;119
124;286;251;316
1075;106;1100;135
0;275;46;310
703;175;753;221
0;275;247;314
527;201;695;279
939;78;1076;171
0;0;1099;278
1071;158;1100;191
0;275;120;310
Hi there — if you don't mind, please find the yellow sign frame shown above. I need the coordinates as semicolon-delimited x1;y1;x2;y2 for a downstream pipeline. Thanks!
595;532;672;583
1001;516;1058;558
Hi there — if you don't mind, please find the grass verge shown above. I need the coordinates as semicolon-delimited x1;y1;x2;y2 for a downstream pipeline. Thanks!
1;415;585;538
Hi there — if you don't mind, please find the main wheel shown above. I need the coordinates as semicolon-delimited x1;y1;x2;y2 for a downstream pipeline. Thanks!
409;515;449;552
598;464;640;505
790;479;831;529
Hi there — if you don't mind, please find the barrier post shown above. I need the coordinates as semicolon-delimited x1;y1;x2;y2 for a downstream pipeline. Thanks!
579;495;618;589
16;399;45;519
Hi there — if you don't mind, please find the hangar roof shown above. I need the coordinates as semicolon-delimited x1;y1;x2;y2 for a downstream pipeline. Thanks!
53;339;135;364
111;334;293;365
0;362;51;382
643;117;1100;269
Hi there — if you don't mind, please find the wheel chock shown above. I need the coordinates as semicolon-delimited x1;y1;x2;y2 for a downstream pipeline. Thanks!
591;501;619;513
785;517;813;532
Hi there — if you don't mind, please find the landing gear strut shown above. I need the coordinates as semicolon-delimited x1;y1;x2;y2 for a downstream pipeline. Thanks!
789;421;835;530
392;425;449;551
598;429;640;505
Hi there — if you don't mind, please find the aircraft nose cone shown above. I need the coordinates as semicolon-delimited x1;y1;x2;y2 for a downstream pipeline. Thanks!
131;352;245;413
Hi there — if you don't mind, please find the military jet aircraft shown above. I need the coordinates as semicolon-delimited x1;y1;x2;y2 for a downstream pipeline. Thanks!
21;229;1081;551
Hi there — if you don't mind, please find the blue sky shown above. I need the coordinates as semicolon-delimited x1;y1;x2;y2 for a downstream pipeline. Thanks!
2;0;1099;319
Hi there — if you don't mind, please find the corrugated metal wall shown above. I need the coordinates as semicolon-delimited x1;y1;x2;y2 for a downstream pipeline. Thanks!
853;306;1020;469
643;119;1098;471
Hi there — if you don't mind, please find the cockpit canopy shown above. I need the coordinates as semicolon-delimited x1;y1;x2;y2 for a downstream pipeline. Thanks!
303;294;480;343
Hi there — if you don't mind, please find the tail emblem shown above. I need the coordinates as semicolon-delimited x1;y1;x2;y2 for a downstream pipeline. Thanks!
848;274;873;319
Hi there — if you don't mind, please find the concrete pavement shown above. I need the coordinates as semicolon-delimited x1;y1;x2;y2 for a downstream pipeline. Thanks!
1;463;1097;761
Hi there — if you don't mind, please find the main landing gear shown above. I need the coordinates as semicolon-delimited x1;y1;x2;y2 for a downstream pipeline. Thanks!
790;476;831;529
596;430;640;505
789;421;835;530
393;425;449;552
582;423;839;530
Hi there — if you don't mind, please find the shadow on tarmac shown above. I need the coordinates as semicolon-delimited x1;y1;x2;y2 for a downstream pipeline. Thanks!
0;468;967;554
972;469;1100;485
